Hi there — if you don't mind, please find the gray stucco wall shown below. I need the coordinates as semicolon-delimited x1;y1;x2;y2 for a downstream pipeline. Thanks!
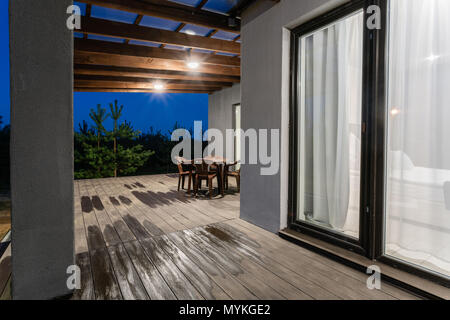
9;0;74;299
208;83;241;156
238;0;348;233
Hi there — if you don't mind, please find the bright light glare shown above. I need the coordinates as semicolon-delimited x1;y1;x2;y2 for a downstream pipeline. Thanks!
390;108;400;116
187;61;200;69
426;54;440;62
153;83;164;90
185;30;196;35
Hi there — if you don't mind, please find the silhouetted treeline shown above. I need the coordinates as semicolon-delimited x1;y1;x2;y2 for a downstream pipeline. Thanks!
74;100;204;179
0;109;206;187
75;121;204;178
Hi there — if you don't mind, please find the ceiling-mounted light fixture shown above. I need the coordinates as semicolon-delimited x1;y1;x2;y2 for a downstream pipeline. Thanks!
187;61;200;69
185;30;196;36
153;82;165;90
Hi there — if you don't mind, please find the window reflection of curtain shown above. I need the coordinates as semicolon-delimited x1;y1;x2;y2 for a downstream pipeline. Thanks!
386;0;450;273
303;12;363;229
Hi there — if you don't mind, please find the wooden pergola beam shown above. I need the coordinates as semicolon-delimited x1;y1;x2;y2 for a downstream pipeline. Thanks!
83;4;91;39
74;64;241;83
75;39;240;67
76;0;240;33
75;79;223;91
75;74;233;87
124;14;143;45
160;22;185;49
160;0;208;49
74;51;240;76
80;16;240;54
75;88;215;94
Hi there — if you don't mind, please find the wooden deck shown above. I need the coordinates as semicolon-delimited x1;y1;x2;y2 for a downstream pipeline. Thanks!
0;235;11;300
73;174;419;300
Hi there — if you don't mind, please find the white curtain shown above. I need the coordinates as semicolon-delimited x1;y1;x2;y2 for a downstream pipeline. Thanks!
386;0;450;275
301;12;363;230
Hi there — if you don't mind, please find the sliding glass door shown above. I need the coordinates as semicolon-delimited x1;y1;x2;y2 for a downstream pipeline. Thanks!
384;0;450;279
290;0;450;283
290;1;368;253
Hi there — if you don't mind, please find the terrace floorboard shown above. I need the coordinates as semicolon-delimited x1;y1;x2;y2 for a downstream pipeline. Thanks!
71;174;420;300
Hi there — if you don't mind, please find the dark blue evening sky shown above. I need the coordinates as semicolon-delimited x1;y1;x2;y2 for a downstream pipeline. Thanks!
0;0;209;133
74;92;208;134
0;0;10;125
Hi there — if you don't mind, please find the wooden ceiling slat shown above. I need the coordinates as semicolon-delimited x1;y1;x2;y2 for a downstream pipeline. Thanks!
75;79;223;91
74;64;240;83
160;0;209;49
74;51;240;76
83;4;92;39
124;14;143;45
75;0;242;93
75;88;215;94
75;39;240;67
80;16;240;54
75;74;233;87
160;22;185;49
76;0;240;33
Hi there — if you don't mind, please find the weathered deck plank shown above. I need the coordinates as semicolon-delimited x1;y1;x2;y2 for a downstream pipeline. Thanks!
153;235;230;300
71;174;419;301
74;181;89;254
191;227;313;300
78;181;107;251
101;179;161;240
141;176;223;226
109;178;178;234
107;244;149;300
180;229;285;299
122;177;194;231
86;180;131;247
0;243;11;298
139;237;205;300
128;176;214;231
124;240;176;300
220;221;381;300
92;180;137;243
210;223;338;300
72;252;95;300
90;247;122;300
167;232;258;300
225;219;416;300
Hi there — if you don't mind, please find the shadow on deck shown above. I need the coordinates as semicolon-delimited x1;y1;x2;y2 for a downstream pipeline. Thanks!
71;174;419;300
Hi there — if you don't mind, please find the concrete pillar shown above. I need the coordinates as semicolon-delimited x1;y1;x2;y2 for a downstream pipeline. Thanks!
9;0;74;299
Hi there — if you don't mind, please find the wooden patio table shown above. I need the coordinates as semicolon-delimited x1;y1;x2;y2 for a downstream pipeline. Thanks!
183;156;230;197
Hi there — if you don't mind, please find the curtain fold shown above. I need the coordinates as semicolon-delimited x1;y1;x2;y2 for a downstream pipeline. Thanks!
386;0;450;273
302;12;363;230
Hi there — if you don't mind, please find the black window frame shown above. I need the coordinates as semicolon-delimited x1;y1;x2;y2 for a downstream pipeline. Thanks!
289;0;450;287
289;0;372;257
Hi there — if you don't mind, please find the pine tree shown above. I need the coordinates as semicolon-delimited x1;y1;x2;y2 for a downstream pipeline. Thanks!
89;104;109;149
78;120;93;136
89;104;109;175
115;120;154;176
74;102;154;179
109;100;123;178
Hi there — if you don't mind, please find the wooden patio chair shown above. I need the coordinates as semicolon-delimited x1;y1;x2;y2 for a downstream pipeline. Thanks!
225;161;241;192
176;157;193;192
193;160;218;199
